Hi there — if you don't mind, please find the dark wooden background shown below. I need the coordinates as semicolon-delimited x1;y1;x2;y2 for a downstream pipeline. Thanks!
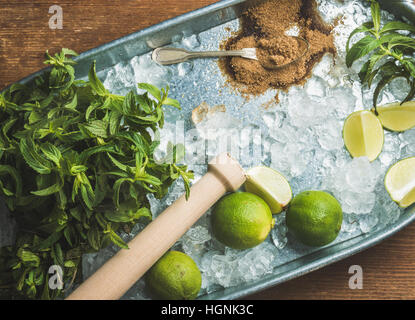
1;0;415;299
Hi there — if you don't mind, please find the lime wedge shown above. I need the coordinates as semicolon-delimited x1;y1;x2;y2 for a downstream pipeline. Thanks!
244;166;292;214
343;110;384;162
385;157;415;208
374;101;415;132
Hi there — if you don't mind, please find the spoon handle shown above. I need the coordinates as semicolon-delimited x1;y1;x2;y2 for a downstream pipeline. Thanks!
189;50;249;58
152;47;251;65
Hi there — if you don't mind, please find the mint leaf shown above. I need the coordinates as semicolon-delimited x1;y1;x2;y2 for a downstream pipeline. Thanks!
371;1;381;32
31;180;62;196
138;83;162;101
83;120;108;138
19;138;52;175
107;228;129;249
346;35;380;68
61;48;78;57
387;34;415;50
163;97;181;109
88;61;107;96
381;21;415;34
346;22;374;52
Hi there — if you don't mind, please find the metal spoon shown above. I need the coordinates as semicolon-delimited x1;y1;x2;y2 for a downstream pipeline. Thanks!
152;36;309;70
152;47;258;64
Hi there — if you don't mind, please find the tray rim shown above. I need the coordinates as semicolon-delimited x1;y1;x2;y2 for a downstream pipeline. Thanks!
2;0;415;300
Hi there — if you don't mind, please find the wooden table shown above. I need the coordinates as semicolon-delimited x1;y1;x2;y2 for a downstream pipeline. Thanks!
1;0;415;300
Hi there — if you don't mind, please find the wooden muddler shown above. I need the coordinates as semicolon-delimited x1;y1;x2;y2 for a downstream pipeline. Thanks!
66;153;246;300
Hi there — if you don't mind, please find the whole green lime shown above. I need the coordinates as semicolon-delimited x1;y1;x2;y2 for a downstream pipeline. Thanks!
146;251;202;300
211;192;274;250
286;191;343;247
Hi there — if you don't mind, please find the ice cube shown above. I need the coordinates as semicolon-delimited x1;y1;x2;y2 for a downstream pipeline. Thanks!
400;128;415;154
341;213;359;233
210;254;236;287
322;156;381;214
268;121;297;143
379;135;401;167
184;226;211;243
199;241;277;288
82;247;116;281
103;62;136;95
199;250;221;291
183;226;211;244
316;0;344;23
237;242;276;282
349;57;367;75
164;179;185;206
351;1;371;25
147;194;164;219
312;54;335;79
263;112;281;129
180;226;211;263
271;213;288;250
194;111;241;141
270;142;312;178
287;89;330;127
378;195;402;227
181;34;201;49
386;77;412;102
206;238;226;253
345;157;379;192
338;187;376;215
315;119;344;151
379;151;396;167
327;86;357;119
305;76;327;98
359;212;379;233
177;62;193;77
122;279;151;300
130;54;171;90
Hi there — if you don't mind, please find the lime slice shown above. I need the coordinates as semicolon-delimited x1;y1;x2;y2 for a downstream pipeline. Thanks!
385;157;415;208
343;110;384;162
374;101;415;132
244;166;292;214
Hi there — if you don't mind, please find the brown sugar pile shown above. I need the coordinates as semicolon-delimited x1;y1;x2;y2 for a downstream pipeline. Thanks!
219;0;336;97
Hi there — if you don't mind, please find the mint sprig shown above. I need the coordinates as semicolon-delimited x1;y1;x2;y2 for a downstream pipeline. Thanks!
346;0;415;111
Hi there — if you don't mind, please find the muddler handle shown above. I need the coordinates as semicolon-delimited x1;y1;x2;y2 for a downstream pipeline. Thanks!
66;153;246;300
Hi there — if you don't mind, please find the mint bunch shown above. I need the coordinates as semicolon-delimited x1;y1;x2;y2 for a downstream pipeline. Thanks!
0;49;193;299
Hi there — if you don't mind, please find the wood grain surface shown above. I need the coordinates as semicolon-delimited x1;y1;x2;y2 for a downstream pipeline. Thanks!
1;0;415;300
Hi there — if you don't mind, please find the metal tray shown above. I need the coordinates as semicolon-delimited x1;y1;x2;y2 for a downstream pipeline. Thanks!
5;0;415;300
